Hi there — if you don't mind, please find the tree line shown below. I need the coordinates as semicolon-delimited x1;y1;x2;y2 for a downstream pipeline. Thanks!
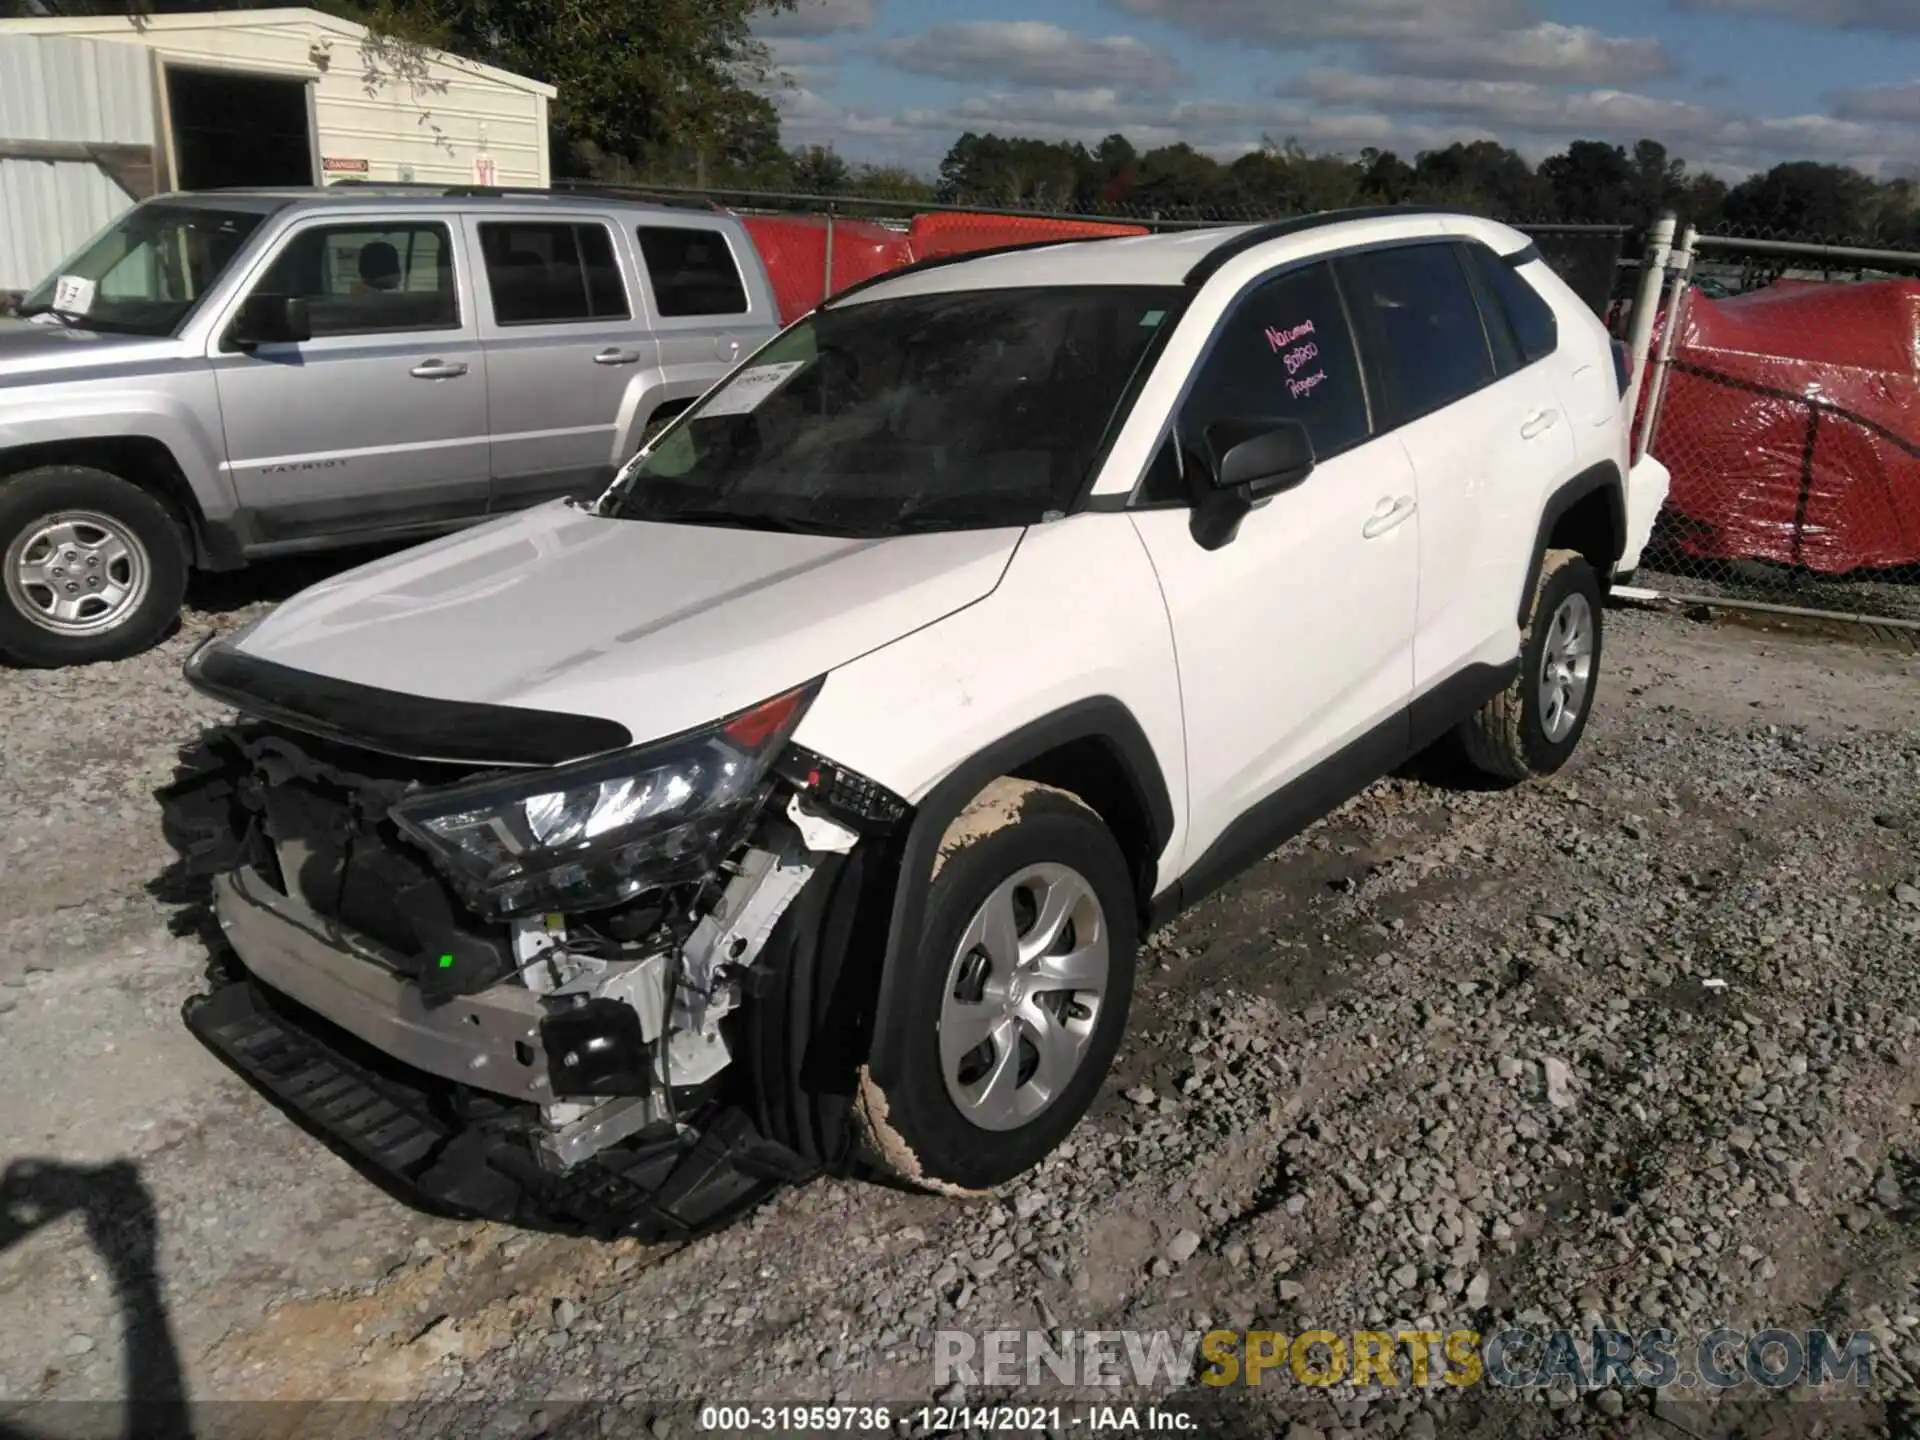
747;133;1920;247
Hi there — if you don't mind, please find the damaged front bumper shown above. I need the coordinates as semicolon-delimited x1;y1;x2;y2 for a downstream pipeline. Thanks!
168;707;903;1238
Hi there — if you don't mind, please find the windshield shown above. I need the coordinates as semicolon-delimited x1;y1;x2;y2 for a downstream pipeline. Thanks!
19;203;265;336
609;285;1180;537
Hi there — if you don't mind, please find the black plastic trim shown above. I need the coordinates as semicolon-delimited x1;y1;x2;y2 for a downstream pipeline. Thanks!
1520;461;1627;624
1148;660;1520;930
1165;711;1407;924
1503;243;1545;268
1409;660;1521;756
182;640;633;767
868;697;1174;1081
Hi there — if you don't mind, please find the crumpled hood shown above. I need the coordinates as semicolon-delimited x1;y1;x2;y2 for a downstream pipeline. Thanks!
232;500;1024;746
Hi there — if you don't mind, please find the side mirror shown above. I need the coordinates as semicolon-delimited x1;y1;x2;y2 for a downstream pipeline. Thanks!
1189;419;1317;551
230;294;311;348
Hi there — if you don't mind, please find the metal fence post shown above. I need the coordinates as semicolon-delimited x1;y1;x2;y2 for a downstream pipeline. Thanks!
1635;224;1697;465
822;202;837;307
1622;213;1678;423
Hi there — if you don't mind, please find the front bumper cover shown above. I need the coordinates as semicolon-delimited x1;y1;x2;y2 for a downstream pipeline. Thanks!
186;974;818;1238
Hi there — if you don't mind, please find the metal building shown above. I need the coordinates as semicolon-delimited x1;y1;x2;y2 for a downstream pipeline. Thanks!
0;7;555;292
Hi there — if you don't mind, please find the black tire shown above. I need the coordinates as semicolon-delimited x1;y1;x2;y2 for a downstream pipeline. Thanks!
853;784;1138;1192
1457;548;1604;782
0;465;188;667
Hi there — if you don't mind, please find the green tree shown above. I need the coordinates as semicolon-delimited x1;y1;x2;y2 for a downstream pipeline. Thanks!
1131;142;1226;211
1410;141;1550;217
1358;148;1416;205
937;133;1088;206
789;144;849;194
1723;161;1876;237
1539;139;1634;224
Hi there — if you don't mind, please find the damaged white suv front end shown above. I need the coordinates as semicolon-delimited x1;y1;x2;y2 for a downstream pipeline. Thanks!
168;648;908;1235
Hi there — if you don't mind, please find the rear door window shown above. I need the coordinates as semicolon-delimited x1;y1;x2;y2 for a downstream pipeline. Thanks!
478;221;629;325
252;222;458;336
635;226;749;317
1338;243;1497;426
1464;243;1560;366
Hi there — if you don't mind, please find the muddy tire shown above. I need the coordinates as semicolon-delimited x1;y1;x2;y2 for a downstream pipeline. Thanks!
1457;548;1603;782
0;466;188;667
854;784;1137;1193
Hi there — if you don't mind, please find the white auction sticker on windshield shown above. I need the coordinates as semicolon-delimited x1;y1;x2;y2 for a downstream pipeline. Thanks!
51;274;96;315
700;361;805;417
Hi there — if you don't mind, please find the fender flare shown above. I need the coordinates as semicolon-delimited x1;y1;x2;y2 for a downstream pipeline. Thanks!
860;697;1174;1087
1519;460;1626;624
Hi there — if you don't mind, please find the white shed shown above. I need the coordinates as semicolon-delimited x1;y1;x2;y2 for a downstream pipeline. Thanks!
0;7;555;291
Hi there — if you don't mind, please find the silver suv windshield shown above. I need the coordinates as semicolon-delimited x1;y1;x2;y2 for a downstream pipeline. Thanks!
609;285;1180;537
18;203;265;336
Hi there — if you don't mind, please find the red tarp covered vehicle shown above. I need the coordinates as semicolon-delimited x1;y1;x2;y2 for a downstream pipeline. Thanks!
1647;279;1920;575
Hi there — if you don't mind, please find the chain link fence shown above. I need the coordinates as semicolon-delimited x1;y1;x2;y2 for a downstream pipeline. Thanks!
1630;225;1920;623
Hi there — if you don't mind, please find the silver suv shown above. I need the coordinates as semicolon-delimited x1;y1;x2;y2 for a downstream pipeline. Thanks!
0;187;779;666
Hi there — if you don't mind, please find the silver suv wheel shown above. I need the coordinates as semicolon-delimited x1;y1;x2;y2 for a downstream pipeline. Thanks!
5;510;152;637
1537;591;1595;743
938;861;1110;1132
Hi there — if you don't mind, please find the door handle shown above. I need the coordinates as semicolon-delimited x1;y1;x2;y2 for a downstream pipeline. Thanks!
594;348;642;365
1362;495;1417;539
1521;408;1560;439
410;359;468;379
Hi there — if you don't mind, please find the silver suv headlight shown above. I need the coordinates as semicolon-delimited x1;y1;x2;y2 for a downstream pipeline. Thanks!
390;681;820;919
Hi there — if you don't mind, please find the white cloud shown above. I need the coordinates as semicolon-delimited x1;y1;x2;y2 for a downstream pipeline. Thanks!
1670;0;1920;31
754;0;881;39
877;21;1185;91
762;37;842;91
1110;0;1527;46
771;82;1492;170
1374;22;1675;84
1288;69;1916;177
1827;81;1920;123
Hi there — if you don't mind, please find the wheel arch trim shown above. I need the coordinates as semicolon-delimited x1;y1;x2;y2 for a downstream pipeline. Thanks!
861;696;1173;1091
1520;459;1625;624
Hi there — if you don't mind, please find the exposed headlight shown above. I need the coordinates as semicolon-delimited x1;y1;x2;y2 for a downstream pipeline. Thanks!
390;681;820;919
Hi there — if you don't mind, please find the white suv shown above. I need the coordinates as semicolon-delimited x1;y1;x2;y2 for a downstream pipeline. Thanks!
166;208;1657;1236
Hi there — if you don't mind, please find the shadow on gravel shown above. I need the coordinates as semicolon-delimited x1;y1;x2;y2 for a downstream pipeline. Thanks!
0;1158;191;1440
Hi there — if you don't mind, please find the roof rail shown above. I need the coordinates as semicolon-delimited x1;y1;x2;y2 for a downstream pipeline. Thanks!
821;231;1134;309
1180;204;1469;287
314;178;720;211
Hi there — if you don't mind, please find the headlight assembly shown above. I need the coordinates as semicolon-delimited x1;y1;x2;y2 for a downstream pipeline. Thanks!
390;681;820;919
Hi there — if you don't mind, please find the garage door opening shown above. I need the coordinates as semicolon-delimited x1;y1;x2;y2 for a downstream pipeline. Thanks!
167;67;314;190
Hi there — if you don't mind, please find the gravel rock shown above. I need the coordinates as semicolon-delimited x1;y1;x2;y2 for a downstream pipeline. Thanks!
4;590;1919;1434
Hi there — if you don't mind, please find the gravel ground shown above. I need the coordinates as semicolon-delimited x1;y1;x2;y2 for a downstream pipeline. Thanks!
1;578;1916;1438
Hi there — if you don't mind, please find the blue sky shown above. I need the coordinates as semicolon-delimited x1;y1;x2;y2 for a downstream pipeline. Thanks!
752;0;1920;179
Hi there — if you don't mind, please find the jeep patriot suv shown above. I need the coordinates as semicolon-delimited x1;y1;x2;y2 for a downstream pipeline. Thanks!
0;187;778;666
165;208;1664;1236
